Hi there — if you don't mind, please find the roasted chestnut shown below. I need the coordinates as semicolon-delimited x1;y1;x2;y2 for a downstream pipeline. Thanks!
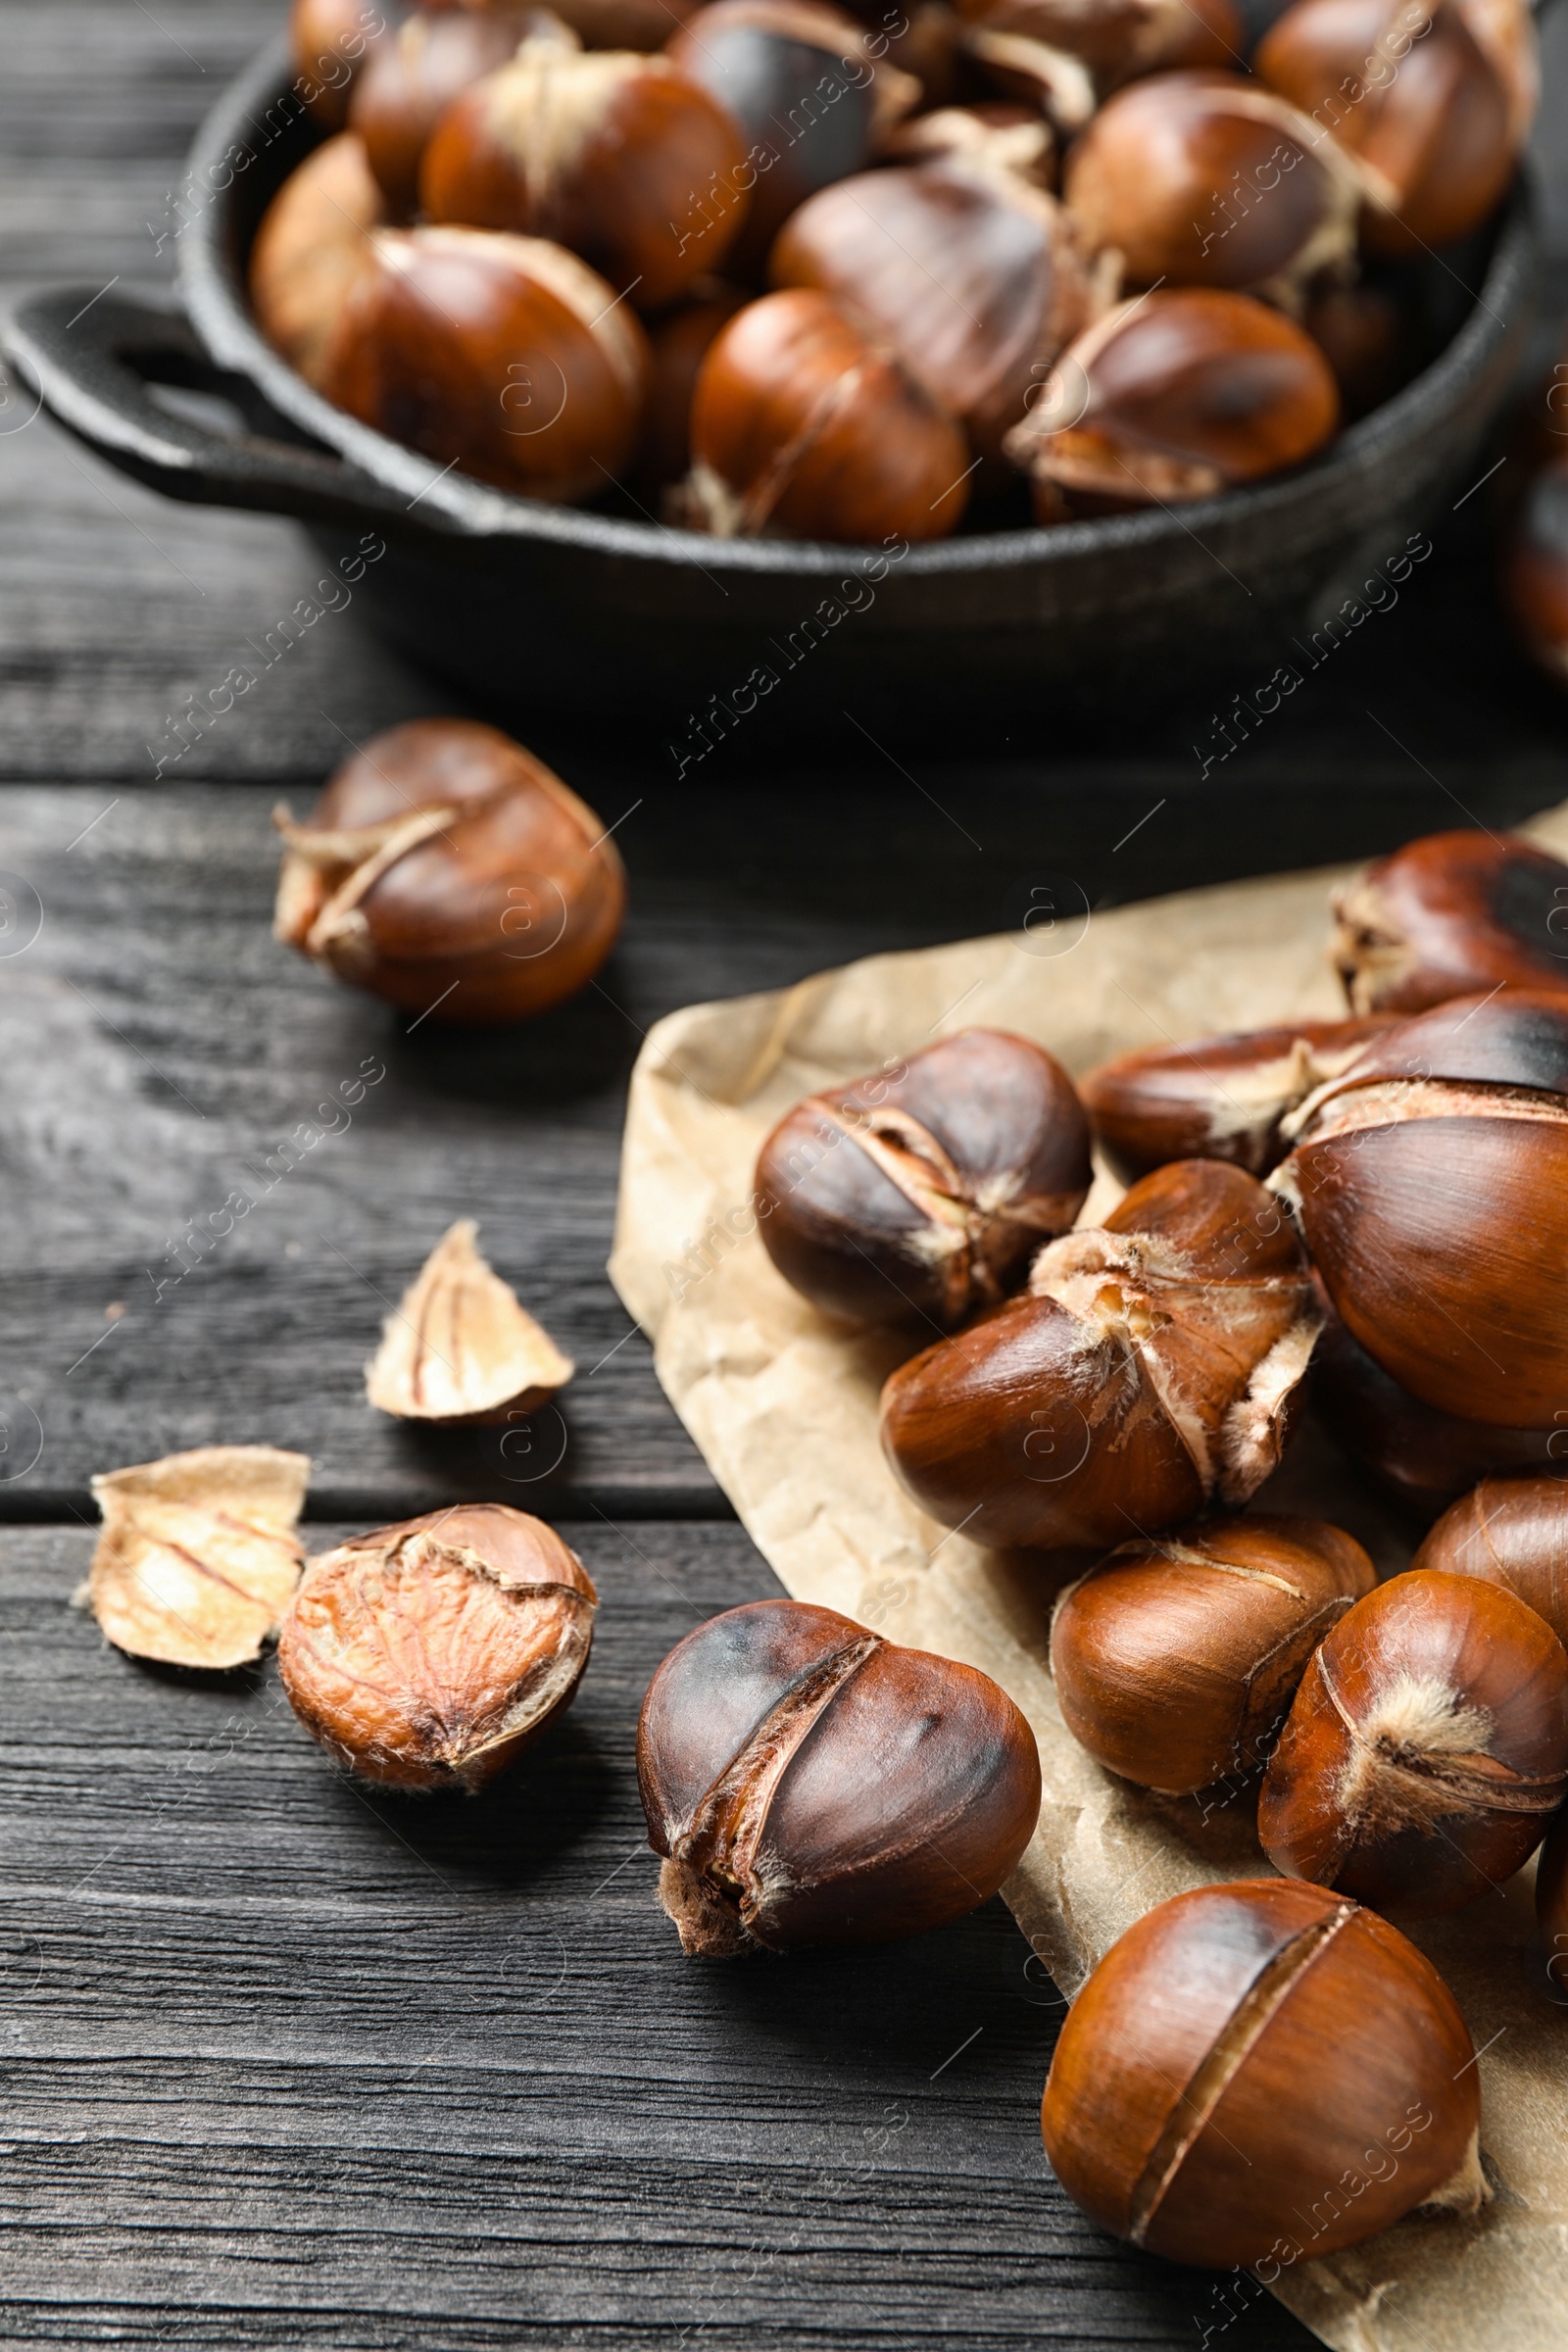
1061;70;1362;297
638;280;748;486
637;1597;1042;1953
279;1505;598;1789
1273;989;1568;1426
1411;1474;1568;1642
755;1028;1092;1329
420;35;750;304
1502;455;1568;688
685;287;971;540
1081;1015;1393;1182
1256;0;1534;257
880;1158;1320;1551
292;0;402;126
320;225;650;499
273;716;627;1023
1050;1515;1375;1792
348;2;554;217
1004;288;1340;517
1258;1569;1568;1913
1042;1878;1483;2269
250;132;387;390
667;0;919;269
1331;828;1568;1013
770;157;1103;459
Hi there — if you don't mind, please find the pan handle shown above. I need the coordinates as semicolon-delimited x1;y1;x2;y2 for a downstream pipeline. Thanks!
2;284;414;532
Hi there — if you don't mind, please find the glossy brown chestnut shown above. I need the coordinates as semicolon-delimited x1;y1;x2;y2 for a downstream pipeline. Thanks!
1256;0;1533;257
1258;1569;1568;1912
1411;1475;1568;1642
348;2;553;217
685;287;971;541
278;1504;598;1789
1081;1015;1393;1183
770;157;1103;460
1274;990;1568;1426
637;1597;1042;1953
755;1028;1092;1329
638;281;749;486
668;1;918;270
1331;829;1568;1013
291;0;402;126
320;225;649;499
1004;288;1340;516
1042;1878;1483;2269
420;36;750;305
273;716;627;1023
880;1158;1321;1551
1061;70;1362;297
1051;1515;1375;1792
1303;282;1412;421
1502;455;1568;688
249;132;387;391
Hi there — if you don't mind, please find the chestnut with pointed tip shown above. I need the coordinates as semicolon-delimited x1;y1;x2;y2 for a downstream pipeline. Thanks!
349;3;560;218
1004;288;1340;517
1051;1515;1376;1793
1258;1569;1568;1913
880;1158;1321;1551
250;132;387;390
755;1027;1092;1330
1331;829;1568;1013
1081;1015;1393;1183
637;1597;1042;1953
1411;1475;1568;1643
1042;1878;1483;2269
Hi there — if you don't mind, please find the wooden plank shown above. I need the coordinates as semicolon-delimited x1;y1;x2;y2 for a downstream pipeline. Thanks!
0;1518;1318;2350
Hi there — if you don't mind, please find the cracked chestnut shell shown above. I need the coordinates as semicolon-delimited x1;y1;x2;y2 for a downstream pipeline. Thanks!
1081;1015;1393;1183
279;1504;598;1790
880;1158;1320;1551
1258;1568;1568;1914
1042;1878;1483;2269
755;1027;1092;1330
1050;1515;1375;1793
1411;1474;1568;1643
273;716;626;1023
1332;828;1568;1013
637;1597;1042;1954
1273;990;1568;1428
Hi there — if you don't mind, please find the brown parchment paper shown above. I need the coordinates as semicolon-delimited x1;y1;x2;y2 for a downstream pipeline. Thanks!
609;802;1568;2352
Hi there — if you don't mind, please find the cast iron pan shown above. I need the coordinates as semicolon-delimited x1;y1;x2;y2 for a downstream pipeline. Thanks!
1;33;1540;737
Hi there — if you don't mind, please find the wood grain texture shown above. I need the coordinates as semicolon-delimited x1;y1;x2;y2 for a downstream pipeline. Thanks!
0;1519;1316;2351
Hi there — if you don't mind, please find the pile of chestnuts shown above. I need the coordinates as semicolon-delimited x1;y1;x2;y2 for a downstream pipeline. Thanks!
254;0;1537;542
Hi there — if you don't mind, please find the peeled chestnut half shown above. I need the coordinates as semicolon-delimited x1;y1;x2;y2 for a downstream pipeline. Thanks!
686;287;971;542
1051;1515;1375;1793
1042;1878;1483;2268
1004;288;1340;516
1081;1015;1393;1182
1332;828;1568;1012
755;1028;1092;1329
279;1505;598;1790
1258;1569;1568;1913
1411;1474;1568;1643
637;1598;1042;1953
250;133;386;390
273;716;626;1023
881;1158;1321;1551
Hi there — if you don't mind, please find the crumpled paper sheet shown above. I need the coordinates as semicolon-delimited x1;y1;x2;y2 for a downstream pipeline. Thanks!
609;802;1568;2352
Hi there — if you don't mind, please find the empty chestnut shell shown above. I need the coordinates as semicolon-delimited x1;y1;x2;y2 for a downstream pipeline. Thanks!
1051;1514;1375;1792
1258;1568;1568;1913
1256;0;1532;257
349;2;556;218
1411;1474;1568;1642
685;287;972;541
1081;1015;1393;1182
1004;288;1340;516
637;1597;1042;1953
250;132;387;390
1331;828;1568;1013
278;1504;598;1790
1061;70;1362;296
770;156;1102;459
320;224;650;499
755;1028;1092;1330
880;1158;1321;1551
420;37;750;305
273;716;626;1023
1042;1878;1482;2269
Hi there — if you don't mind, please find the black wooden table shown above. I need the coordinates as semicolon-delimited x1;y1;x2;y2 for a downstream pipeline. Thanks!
4;8;1568;2346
